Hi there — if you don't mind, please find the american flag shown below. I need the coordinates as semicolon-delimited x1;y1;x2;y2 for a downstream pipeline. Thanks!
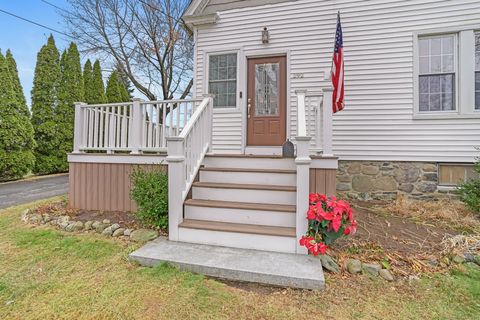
331;12;344;113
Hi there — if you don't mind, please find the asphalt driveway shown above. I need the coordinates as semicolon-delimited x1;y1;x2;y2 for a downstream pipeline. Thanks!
0;174;69;209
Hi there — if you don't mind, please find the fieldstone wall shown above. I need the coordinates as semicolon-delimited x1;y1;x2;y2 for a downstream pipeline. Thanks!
336;160;451;200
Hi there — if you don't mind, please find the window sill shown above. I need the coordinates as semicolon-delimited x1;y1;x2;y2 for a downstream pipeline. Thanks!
413;112;480;120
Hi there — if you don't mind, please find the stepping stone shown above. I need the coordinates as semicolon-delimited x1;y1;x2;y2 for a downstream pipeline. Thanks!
129;238;325;290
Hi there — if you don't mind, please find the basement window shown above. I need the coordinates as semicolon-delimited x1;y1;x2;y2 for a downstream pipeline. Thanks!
438;164;477;186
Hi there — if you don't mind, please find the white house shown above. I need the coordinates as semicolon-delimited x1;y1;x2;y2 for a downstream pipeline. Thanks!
68;0;480;254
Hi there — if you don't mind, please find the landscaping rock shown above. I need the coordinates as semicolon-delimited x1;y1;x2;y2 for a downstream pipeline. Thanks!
319;255;340;273
28;214;42;224
379;269;394;281
112;228;125;237
102;223;120;236
464;252;475;263
346;259;362;274
95;223;110;233
42;214;53;223
65;221;83;232
352;175;373;192
102;219;111;224
57;215;70;225
21;209;30;222
84;221;94;231
124;229;133;237
452;255;465;264
362;165;379;175
130;229;158;242
92;221;101;229
362;263;381;277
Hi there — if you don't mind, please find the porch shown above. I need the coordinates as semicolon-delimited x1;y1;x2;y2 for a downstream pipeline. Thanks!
68;88;338;256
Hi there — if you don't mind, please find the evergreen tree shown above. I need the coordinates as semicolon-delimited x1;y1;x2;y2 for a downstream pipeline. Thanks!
0;51;35;181
56;43;83;171
5;50;30;117
83;59;95;104
106;70;130;103
30;35;62;174
91;60;106;104
116;65;134;100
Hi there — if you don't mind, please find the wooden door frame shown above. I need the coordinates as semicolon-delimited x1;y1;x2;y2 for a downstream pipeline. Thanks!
241;50;291;153
245;54;289;147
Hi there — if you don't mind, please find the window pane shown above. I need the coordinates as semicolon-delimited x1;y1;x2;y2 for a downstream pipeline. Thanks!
430;55;441;73
429;76;440;93
476;72;480;110
419;57;429;74
430;38;441;55
441;93;454;111
419;39;429;56
442;36;454;54
419;93;429;111
442;54;454;73
476;34;480;70
429;93;441;111
419;76;429;94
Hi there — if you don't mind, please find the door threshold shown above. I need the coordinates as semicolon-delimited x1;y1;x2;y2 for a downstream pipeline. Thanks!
244;146;282;156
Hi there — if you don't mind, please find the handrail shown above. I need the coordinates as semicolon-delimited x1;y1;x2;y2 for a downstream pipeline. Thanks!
166;95;213;241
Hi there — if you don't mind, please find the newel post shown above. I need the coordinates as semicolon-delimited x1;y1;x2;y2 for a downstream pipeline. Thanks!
295;136;311;254
73;102;86;153
295;89;311;254
322;87;334;157
166;137;185;241
130;98;143;154
203;94;215;152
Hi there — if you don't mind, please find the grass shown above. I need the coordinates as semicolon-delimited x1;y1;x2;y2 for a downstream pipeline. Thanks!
0;198;479;320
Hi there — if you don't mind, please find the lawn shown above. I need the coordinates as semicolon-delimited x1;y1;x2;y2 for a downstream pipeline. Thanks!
1;198;479;320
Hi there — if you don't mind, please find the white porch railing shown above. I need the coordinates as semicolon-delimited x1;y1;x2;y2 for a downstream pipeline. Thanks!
166;95;214;241
294;87;334;254
296;88;334;156
73;98;203;154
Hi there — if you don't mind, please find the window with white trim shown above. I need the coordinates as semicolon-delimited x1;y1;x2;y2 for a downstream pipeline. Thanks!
208;53;237;108
475;33;480;110
418;35;456;112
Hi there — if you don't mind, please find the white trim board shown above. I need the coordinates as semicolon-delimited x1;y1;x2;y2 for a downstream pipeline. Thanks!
68;154;167;165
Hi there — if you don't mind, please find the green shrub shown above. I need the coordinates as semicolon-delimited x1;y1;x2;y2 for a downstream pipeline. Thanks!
130;167;168;229
458;158;480;216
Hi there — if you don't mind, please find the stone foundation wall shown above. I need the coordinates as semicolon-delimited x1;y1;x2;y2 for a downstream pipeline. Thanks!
336;160;453;200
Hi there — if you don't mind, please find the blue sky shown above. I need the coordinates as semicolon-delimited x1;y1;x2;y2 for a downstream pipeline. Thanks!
0;0;70;106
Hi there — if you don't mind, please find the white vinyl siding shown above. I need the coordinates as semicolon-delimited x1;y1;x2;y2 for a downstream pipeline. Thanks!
193;0;480;162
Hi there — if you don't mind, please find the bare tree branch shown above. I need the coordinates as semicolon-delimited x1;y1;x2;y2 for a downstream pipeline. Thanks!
63;0;193;101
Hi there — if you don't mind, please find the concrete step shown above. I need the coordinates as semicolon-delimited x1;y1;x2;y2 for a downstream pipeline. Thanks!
178;219;296;253
129;237;325;290
199;167;296;186
192;182;296;205
184;199;295;227
203;155;295;170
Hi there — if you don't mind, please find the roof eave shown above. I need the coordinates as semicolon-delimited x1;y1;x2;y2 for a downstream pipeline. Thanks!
183;12;220;30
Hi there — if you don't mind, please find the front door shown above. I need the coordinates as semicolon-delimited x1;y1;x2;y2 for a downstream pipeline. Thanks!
247;56;286;146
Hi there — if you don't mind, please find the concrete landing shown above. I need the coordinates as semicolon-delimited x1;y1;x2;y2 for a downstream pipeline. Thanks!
129;238;325;290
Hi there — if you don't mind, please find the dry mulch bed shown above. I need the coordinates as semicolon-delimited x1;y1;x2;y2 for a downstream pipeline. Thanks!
34;200;140;229
331;200;471;277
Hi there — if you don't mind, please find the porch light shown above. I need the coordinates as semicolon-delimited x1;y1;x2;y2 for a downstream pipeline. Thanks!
262;27;269;44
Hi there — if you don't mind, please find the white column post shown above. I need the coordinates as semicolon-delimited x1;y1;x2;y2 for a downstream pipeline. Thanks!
295;136;311;255
130;98;143;154
322;87;334;157
73;102;86;154
166;137;185;241
295;90;307;136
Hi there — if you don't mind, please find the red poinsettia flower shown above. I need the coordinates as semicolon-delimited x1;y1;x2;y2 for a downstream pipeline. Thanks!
331;215;342;232
307;205;316;220
316;203;334;221
344;219;358;235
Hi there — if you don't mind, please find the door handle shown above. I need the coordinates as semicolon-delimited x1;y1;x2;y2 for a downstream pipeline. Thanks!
247;98;252;118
